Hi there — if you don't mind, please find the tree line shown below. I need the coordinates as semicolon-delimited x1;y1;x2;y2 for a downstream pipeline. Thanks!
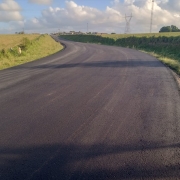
159;25;180;32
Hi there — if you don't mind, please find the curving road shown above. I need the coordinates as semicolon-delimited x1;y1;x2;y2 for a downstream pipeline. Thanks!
0;36;180;180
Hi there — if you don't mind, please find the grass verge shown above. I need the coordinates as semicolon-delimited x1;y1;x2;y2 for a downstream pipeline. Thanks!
140;50;180;75
0;34;63;70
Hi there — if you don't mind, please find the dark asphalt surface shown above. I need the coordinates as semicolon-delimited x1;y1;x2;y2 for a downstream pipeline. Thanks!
0;36;180;180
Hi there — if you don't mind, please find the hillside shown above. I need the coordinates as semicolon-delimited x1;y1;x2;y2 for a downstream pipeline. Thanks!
0;34;63;70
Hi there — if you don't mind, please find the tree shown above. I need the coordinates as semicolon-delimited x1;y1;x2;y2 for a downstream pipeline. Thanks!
171;25;180;32
159;25;180;32
15;31;24;34
159;26;171;32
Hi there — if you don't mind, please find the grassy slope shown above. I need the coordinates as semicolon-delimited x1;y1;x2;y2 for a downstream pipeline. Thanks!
0;34;63;70
0;34;40;50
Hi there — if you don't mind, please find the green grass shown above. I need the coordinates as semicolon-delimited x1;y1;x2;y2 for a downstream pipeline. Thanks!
0;34;63;70
141;50;180;75
101;32;180;40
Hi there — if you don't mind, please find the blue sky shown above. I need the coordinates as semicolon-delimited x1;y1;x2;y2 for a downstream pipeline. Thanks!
19;0;115;19
0;0;179;34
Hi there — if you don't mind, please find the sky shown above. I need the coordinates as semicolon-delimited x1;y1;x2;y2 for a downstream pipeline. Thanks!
0;0;180;34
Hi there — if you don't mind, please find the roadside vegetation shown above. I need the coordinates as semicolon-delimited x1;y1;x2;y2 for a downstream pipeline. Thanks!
159;25;180;33
60;33;180;75
0;34;63;70
101;32;180;40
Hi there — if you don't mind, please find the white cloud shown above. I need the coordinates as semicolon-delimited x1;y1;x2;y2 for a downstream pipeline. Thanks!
158;0;180;13
1;0;180;34
0;0;21;11
111;0;180;33
0;11;22;22
26;1;124;33
28;0;53;5
0;0;22;22
174;14;180;18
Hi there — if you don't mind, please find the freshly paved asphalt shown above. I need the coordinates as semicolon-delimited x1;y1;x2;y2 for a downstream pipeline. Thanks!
0;36;180;180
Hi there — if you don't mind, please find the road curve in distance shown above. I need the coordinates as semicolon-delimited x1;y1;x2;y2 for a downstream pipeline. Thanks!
0;37;180;180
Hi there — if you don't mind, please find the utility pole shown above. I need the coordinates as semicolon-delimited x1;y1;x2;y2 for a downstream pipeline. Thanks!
23;19;25;34
125;13;132;34
150;0;155;33
87;23;89;34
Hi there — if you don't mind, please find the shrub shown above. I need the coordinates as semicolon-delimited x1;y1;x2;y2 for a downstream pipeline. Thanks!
19;37;31;50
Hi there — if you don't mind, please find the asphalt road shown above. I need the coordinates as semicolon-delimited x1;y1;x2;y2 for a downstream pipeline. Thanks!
0;36;180;180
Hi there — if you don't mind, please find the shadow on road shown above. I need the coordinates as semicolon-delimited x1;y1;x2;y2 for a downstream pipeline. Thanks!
17;60;164;70
1;142;180;180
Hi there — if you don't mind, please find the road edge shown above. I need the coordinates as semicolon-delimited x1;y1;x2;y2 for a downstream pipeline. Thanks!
169;68;180;92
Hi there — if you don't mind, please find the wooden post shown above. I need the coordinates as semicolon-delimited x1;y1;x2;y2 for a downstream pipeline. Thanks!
18;47;21;54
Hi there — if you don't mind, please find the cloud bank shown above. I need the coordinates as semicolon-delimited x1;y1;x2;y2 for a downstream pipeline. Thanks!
1;0;180;34
0;0;22;22
28;0;53;5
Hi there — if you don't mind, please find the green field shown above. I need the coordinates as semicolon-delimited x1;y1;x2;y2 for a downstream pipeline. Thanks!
101;32;180;40
0;34;63;70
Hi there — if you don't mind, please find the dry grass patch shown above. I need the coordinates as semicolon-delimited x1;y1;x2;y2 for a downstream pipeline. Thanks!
0;34;63;70
0;34;40;50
